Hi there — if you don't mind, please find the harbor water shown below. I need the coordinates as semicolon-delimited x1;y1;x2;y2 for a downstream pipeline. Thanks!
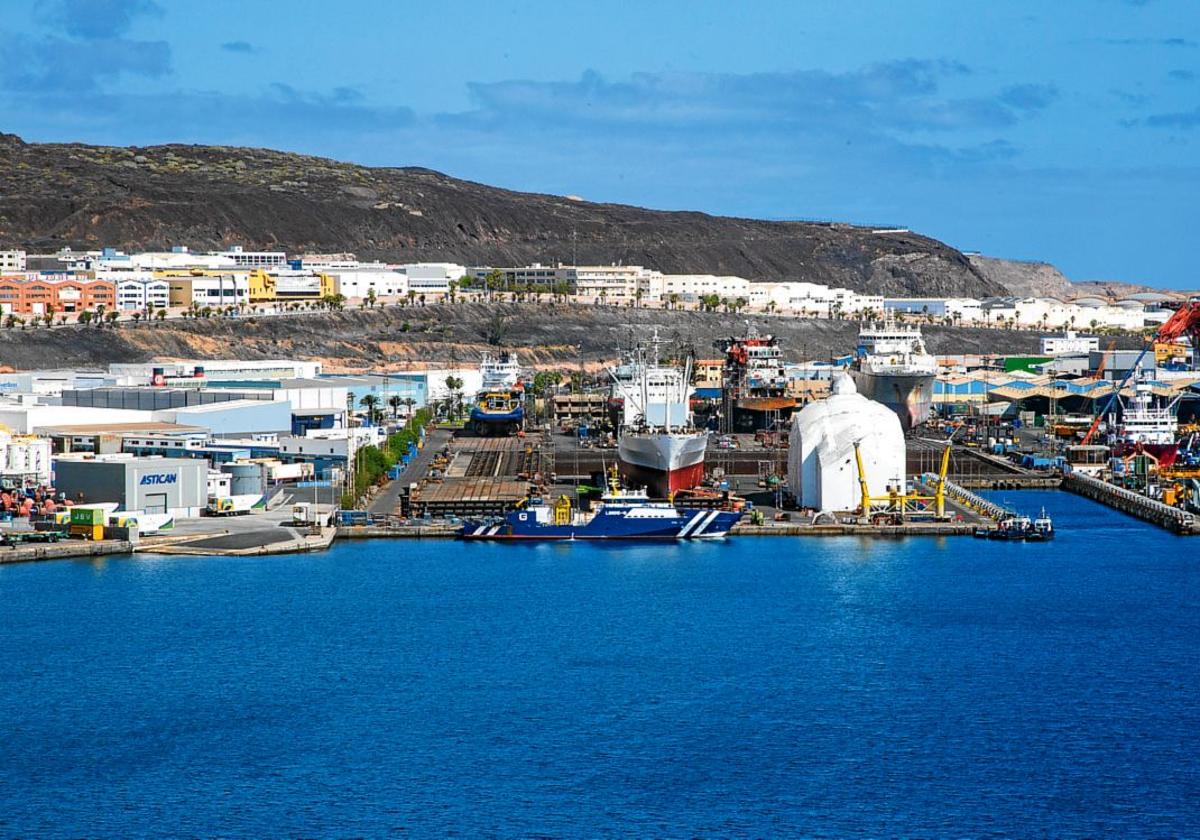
2;491;1198;837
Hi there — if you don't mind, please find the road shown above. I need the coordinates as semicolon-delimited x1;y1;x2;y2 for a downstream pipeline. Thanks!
368;428;453;516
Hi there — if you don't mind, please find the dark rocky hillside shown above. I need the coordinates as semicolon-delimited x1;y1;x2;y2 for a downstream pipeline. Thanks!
0;303;1140;372
0;133;1011;298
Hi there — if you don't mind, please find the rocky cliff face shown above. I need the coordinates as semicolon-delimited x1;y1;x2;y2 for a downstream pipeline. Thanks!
968;256;1074;299
0;133;1009;298
0;303;1141;373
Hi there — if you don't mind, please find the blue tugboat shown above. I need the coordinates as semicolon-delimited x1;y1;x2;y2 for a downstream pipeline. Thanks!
461;471;741;541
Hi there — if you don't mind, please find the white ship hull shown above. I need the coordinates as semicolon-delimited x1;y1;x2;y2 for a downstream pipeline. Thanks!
850;368;934;430
617;431;709;497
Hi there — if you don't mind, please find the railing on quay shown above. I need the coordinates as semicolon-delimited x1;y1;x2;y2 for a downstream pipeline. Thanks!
1063;471;1197;534
923;473;1010;522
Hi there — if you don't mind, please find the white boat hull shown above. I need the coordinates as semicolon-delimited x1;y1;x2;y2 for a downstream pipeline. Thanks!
617;431;708;496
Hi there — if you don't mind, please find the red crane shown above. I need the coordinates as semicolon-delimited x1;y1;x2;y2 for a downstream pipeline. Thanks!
1081;299;1200;446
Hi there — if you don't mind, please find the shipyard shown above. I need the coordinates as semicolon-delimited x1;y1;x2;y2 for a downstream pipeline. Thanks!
1;243;1198;556
4;2;1199;835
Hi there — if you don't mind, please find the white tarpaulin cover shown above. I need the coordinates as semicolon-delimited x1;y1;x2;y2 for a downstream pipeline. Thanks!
787;373;905;512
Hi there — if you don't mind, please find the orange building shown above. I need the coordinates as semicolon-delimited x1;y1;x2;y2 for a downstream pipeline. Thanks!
0;275;116;315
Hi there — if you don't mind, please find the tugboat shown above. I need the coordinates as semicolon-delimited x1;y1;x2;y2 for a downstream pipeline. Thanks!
988;515;1034;541
1027;508;1055;541
460;469;741;541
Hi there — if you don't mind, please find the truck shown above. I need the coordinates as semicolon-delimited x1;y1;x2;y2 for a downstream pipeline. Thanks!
291;502;313;525
206;494;265;516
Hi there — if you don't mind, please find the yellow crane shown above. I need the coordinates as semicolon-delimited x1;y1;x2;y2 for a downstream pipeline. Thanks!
853;439;952;523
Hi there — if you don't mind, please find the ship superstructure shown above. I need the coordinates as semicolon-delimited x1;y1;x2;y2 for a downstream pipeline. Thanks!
468;351;525;436
610;331;708;496
720;325;796;432
1111;377;1180;467
850;318;936;430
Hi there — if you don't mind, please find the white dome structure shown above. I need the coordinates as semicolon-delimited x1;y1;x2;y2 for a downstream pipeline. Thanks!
787;373;906;512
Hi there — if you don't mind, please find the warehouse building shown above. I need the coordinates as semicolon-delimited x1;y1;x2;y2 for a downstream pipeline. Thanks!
54;455;208;517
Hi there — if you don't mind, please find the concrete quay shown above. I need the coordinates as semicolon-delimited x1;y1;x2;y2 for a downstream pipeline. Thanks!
0;539;135;565
1062;472;1199;535
731;522;974;537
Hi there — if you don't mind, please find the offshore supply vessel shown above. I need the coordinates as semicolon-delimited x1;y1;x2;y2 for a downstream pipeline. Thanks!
850;318;936;431
1110;377;1180;468
460;471;740;541
468;351;525;436
609;332;708;497
720;326;796;432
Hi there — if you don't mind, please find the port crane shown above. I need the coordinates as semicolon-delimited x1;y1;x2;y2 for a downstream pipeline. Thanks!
1080;299;1200;447
852;437;952;523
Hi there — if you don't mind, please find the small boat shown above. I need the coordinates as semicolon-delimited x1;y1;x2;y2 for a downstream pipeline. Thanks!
988;516;1034;541
461;470;741;541
1026;508;1055;541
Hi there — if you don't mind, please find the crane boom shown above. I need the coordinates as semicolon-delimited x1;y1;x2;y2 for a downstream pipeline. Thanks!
1081;300;1200;447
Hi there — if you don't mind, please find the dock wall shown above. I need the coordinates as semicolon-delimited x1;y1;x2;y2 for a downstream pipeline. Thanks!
1063;472;1198;534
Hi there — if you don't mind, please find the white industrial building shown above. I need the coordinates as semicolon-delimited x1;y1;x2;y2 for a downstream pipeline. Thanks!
1040;331;1101;356
0;404;154;434
787;374;905;512
168;273;250;308
115;276;172;311
327;267;408;299
401;263;467;294
108;359;323;382
53;455;208;517
222;246;287;268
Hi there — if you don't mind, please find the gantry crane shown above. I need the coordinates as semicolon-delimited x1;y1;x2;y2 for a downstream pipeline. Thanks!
853;438;952;523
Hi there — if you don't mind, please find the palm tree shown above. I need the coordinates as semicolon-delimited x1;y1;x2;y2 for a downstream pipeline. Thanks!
444;376;464;419
360;393;381;426
388;394;403;419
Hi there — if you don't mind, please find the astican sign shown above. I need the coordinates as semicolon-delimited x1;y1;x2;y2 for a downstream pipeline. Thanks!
139;473;178;486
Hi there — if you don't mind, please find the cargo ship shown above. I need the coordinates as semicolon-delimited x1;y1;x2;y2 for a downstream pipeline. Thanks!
610;332;709;496
460;472;740;540
1111;377;1179;467
468;351;525;436
720;326;796;432
850;318;936;431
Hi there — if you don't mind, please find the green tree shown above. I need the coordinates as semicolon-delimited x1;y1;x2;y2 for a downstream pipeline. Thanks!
78;310;93;326
360;393;381;425
388;394;403;419
444;376;464;419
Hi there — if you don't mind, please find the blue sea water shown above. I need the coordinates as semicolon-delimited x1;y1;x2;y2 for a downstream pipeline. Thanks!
1;490;1198;838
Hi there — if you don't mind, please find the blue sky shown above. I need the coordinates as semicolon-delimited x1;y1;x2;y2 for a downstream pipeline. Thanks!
1;0;1197;287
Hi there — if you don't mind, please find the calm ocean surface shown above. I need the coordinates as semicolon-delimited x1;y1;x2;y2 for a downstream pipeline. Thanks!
1;490;1198;838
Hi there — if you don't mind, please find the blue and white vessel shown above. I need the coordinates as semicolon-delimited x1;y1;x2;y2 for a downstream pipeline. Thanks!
468;351;526;436
461;473;740;541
